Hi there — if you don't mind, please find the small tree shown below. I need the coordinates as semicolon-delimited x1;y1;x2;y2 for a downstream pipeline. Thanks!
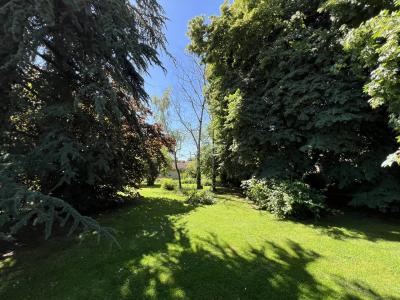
152;89;184;189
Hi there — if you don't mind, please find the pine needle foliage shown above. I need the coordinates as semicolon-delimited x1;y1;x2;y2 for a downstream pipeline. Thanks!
0;0;169;241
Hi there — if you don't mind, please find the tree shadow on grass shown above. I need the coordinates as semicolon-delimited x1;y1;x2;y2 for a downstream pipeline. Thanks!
171;235;328;300
0;196;196;299
114;195;399;299
332;275;400;300
121;230;394;300
214;189;400;243
140;184;162;189
303;212;400;243
1;194;398;299
214;186;244;198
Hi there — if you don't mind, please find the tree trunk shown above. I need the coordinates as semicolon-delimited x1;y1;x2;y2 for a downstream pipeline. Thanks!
196;149;202;190
196;125;203;189
211;129;217;192
174;151;182;190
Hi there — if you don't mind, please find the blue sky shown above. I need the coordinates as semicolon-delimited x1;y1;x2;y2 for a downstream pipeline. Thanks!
145;0;223;160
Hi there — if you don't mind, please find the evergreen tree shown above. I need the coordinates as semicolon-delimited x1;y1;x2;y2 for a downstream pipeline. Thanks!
0;0;169;240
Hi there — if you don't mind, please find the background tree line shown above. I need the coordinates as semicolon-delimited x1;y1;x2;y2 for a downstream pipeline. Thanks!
188;0;400;213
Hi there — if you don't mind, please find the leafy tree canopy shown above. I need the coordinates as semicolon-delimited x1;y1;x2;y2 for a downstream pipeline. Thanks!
188;0;400;212
333;1;400;166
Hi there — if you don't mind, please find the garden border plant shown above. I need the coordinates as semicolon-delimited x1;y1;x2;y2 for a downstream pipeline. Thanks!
241;178;327;220
184;190;216;206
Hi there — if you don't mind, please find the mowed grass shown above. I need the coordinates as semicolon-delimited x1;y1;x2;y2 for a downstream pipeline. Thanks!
1;184;400;299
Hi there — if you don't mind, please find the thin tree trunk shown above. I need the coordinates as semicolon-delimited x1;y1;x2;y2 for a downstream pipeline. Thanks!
196;128;203;190
196;150;202;189
174;151;182;190
211;129;217;192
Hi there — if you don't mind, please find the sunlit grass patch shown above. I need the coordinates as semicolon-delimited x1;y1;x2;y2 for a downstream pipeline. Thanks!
1;183;399;299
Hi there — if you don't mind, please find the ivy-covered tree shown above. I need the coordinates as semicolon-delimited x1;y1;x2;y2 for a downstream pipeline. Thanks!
0;0;169;240
188;0;400;212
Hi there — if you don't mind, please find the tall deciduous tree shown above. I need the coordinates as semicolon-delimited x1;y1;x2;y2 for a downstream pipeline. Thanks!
0;0;168;240
173;55;208;190
188;0;400;212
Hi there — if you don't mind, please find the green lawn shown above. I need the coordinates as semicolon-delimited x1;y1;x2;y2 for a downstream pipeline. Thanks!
1;185;400;299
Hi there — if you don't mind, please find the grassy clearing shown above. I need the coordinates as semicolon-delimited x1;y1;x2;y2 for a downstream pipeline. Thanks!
1;184;399;299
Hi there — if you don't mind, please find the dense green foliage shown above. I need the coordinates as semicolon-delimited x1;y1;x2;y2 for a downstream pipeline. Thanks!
338;2;400;165
198;143;217;180
242;178;326;219
0;0;170;239
320;0;400;161
188;0;400;212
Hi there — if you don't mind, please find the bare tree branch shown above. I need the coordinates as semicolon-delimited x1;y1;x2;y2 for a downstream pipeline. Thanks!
172;54;209;189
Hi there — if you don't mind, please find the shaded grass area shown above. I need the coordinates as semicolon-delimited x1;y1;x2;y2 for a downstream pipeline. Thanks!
1;185;399;299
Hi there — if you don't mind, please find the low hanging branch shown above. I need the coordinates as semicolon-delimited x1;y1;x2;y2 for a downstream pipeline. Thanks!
0;0;168;242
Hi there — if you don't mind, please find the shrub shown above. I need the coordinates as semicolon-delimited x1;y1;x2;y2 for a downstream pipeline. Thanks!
241;178;326;219
117;187;141;202
185;190;216;206
161;178;177;191
181;175;196;184
202;178;213;187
